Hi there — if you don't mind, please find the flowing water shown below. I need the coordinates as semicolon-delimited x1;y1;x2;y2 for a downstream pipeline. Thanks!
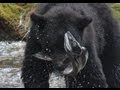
0;41;65;88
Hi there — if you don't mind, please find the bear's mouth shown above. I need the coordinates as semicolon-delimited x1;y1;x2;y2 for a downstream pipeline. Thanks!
33;31;88;76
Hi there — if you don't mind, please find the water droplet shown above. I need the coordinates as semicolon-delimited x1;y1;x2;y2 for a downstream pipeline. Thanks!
49;50;51;53
80;86;83;88
98;85;101;87
29;76;32;79
37;25;40;28
83;75;86;78
44;56;47;58
46;48;49;51
82;81;85;83
46;35;49;37
37;37;39;40
46;41;49;44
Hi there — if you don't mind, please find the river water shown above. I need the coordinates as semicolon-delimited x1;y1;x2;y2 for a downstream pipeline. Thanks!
0;41;65;88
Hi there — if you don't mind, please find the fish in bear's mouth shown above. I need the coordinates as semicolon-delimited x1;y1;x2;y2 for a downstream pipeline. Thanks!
33;31;89;76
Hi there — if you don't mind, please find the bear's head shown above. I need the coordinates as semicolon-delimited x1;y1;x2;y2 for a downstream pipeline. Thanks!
30;8;92;76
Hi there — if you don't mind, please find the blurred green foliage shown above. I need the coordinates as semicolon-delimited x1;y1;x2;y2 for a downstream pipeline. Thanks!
111;3;120;20
0;3;24;29
0;3;35;41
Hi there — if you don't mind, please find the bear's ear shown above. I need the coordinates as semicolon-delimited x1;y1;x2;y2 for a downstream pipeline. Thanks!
30;13;47;24
78;17;92;29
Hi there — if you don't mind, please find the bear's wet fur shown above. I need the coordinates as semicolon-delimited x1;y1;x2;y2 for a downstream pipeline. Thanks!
21;3;120;88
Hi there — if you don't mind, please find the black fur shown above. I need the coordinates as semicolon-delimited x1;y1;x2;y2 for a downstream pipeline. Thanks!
21;3;120;88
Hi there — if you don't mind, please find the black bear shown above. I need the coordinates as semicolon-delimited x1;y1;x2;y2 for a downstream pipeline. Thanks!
21;3;120;88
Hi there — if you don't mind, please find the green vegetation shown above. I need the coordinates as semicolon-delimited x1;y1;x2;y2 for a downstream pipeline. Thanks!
111;3;120;20
0;3;23;29
0;3;36;41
